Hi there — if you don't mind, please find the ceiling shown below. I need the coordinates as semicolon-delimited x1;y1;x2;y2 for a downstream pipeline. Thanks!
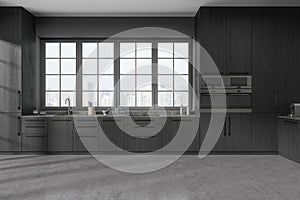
0;0;299;17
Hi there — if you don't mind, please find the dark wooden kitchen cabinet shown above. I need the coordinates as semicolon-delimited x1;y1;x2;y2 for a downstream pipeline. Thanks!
124;119;163;153
199;8;227;74
200;113;227;152
278;118;300;163
48;118;73;152
0;7;36;151
164;118;199;152
252;113;278;152
199;8;251;75
99;118;125;152
228;114;252;151
0;7;36;114
0;113;21;151
200;113;252;152
21;117;47;152
252;8;283;113
73;117;99;152
226;8;252;75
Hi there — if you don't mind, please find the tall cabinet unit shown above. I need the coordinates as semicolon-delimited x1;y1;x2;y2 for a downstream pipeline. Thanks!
0;7;36;151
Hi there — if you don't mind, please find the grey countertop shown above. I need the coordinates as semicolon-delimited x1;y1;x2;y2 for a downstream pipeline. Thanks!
22;114;200;118
278;116;300;121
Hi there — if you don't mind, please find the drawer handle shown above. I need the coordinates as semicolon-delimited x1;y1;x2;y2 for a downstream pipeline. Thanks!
25;125;47;128
283;120;297;125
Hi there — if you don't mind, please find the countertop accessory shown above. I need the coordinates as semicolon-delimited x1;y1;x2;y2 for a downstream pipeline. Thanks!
88;102;94;115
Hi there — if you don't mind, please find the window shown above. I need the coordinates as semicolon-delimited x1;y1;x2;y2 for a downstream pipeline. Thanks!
157;42;189;106
82;42;114;107
43;40;190;108
119;42;152;107
45;42;76;107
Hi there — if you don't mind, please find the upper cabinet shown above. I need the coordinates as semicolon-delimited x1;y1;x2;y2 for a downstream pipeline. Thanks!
198;7;252;75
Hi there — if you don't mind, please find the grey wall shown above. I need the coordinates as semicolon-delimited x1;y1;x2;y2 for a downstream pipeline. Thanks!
36;17;195;38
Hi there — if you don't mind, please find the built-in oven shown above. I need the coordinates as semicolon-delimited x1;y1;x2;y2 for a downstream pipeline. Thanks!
200;75;252;109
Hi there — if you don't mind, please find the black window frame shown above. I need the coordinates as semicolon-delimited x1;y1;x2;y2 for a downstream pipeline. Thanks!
40;38;193;111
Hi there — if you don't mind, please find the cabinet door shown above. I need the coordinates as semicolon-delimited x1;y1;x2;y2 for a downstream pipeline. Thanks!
0;113;21;151
252;8;281;113
228;114;252;151
226;8;252;75
200;113;227;152
124;119;164;153
73;118;99;152
99;118;124;152
252;113;278;151
3;41;21;112
48;118;73;152
200;8;227;74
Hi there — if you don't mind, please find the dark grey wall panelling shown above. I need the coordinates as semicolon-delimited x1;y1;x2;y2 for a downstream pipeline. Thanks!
36;17;195;38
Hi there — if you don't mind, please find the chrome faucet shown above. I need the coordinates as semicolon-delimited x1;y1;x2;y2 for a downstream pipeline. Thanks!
65;98;71;115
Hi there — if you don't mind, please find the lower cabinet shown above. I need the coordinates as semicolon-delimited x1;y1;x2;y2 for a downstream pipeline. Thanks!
99;118;124;152
164;118;199;152
73;117;99;152
124;119;163;153
0;113;21;151
252;113;278;151
21;117;47;152
278;118;300;163
200;113;252;152
48;118;73;152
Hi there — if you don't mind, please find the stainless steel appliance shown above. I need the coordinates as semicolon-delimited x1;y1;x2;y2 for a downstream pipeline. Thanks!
290;103;300;116
200;75;252;109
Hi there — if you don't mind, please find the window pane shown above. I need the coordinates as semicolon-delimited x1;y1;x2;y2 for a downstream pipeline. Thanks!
158;59;173;74
158;92;173;107
46;75;59;91
136;43;152;58
82;75;97;90
174;43;189;58
46;43;59;58
82;43;97;58
174;75;189;90
61;43;76;58
120;92;135;107
82;92;97;107
174;92;188;106
46;59;59;74
99;92;113;107
137;92;152;107
61;59;76;74
46;92;59;107
174;59;189;74
120;43;135;58
136;75;152;91
120;75;135;90
61;75;76;90
61;92;76;107
158;43;173;58
137;59;152;74
99;75;114;90
120;59;135;74
158;75;173;91
99;43;114;58
82;59;97;74
99;59;114;74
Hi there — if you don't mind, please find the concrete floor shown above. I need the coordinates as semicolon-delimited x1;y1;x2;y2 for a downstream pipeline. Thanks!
0;155;299;200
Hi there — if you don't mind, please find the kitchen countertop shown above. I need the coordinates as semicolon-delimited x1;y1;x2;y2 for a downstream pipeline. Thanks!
278;116;300;121
22;114;200;118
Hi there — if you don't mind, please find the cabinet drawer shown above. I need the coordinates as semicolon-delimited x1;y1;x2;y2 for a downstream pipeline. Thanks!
22;125;47;134
22;135;47;152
